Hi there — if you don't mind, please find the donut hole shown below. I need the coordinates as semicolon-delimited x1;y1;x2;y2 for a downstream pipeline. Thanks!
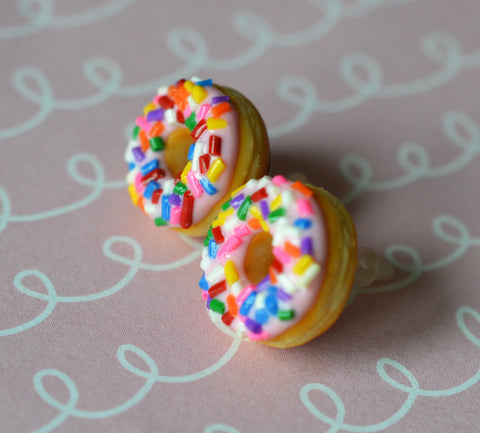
165;128;194;177
244;232;274;285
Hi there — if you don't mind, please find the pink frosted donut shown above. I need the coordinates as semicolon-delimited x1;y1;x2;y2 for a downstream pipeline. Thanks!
199;175;358;348
124;78;269;236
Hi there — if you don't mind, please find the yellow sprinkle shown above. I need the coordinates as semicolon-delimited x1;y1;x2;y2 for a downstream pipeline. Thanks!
293;255;315;276
230;185;245;198
183;80;194;93
207;158;226;183
250;205;262;220
260;219;269;232
192;85;208;103
128;185;139;205
270;195;282;211
212;207;234;228
250;205;269;232
225;260;239;285
206;118;227;130
180;161;192;184
143;102;156;116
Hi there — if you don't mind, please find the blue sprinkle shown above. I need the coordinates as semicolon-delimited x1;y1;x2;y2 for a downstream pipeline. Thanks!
239;292;257;316
267;285;278;295
208;239;218;259
294;218;312;229
255;309;269;325
199;178;218;195
141;159;159;176
161;194;171;221
265;294;278;315
143;181;161;199
196;79;213;87
128;162;136;171
187;143;195;161
199;273;209;291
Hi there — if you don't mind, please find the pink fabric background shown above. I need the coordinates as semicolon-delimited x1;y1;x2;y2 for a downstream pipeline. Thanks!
1;1;479;432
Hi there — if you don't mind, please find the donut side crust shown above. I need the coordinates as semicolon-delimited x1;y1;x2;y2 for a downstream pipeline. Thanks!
262;186;358;348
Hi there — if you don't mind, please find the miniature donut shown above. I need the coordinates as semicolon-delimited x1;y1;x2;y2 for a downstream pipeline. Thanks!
124;78;270;236
199;175;358;348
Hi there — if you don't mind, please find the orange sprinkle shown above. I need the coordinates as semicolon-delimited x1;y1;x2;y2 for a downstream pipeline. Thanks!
247;218;261;230
269;267;278;284
137;196;146;213
138;130;150;152
226;294;238;316
291;180;314;197
284;241;301;258
149;121;165;137
210;101;231;118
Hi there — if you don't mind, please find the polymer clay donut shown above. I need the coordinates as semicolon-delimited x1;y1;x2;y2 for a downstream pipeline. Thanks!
124;78;269;236
199;175;358;348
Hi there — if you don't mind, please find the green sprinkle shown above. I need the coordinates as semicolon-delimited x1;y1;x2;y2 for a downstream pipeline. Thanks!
278;309;295;321
268;207;286;223
209;299;225;314
237;196;252;221
204;227;213;246
221;199;231;211
154;217;167;226
149;136;165;151
132;125;140;139
173;182;188;195
185;112;197;131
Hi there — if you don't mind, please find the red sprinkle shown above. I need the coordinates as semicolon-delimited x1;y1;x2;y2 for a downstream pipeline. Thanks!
212;226;225;244
251;187;267;202
191;119;207;141
199;154;210;174
208;280;227;298
271;256;283;273
151;188;163;204
176;109;185;124
180;191;194;228
208;135;222;156
157;95;175;110
141;168;166;185
221;312;234;326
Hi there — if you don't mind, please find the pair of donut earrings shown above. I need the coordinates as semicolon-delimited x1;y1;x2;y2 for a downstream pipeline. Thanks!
125;78;391;348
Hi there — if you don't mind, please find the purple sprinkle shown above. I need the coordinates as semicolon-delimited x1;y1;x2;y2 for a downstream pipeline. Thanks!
245;318;262;334
301;237;314;255
230;193;245;209
277;289;292;301
132;146;145;162
212;95;230;105
260;200;269;220
206;295;212;309
146;108;164;122
257;275;270;292
169;194;181;206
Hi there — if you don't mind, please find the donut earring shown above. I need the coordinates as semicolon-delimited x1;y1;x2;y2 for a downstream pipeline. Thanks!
124;78;270;236
199;175;393;348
